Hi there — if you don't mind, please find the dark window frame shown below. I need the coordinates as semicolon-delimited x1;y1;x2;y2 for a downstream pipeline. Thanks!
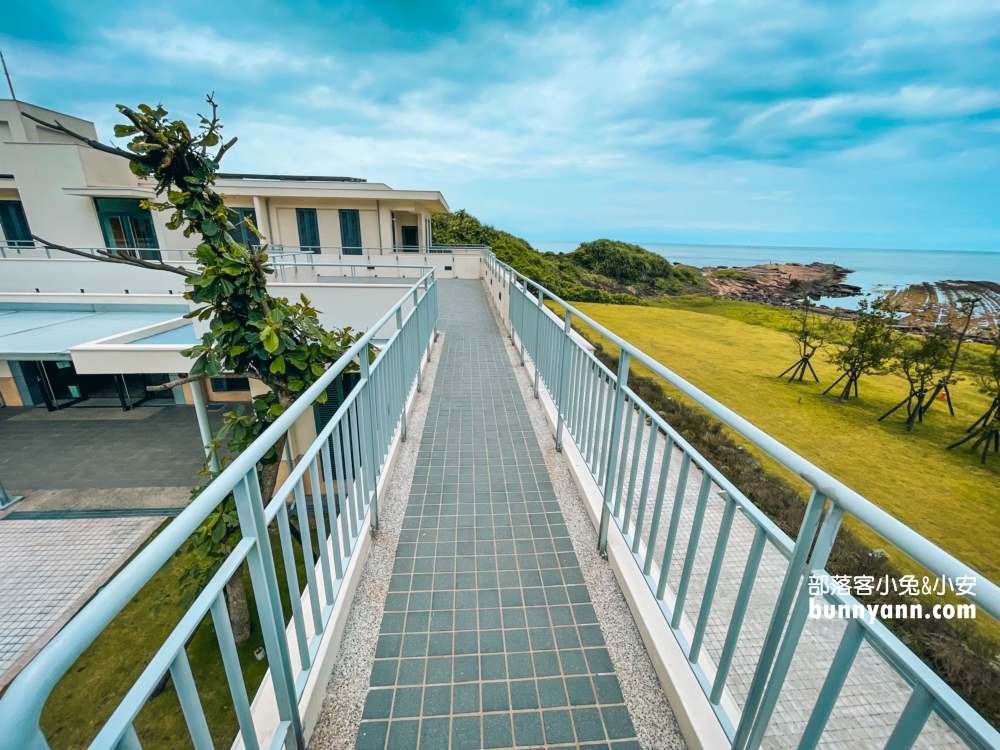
93;198;160;257
0;200;33;247
339;209;362;255
296;208;320;252
210;377;251;392
230;207;260;248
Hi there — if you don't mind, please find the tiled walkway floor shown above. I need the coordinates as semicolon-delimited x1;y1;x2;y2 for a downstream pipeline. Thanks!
354;281;641;750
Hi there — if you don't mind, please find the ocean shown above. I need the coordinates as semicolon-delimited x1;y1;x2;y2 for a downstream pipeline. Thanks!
533;241;1000;308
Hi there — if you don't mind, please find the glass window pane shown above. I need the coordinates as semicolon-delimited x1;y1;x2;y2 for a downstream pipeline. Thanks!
0;201;33;246
296;208;320;252
339;209;362;254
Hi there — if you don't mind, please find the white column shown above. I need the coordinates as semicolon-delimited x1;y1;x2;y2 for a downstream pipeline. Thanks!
190;377;220;472
169;373;186;404
252;195;269;244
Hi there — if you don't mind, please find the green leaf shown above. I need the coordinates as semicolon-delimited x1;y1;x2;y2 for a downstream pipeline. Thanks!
203;218;218;236
270;355;286;374
260;326;279;353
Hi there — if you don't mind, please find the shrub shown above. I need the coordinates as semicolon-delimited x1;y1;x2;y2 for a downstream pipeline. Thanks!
568;239;672;285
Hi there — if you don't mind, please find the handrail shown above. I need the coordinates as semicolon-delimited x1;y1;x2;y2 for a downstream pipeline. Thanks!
494;255;1000;616
483;250;1000;750
0;266;437;749
0;243;488;259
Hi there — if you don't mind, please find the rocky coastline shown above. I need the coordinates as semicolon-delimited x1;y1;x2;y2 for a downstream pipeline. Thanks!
701;261;861;305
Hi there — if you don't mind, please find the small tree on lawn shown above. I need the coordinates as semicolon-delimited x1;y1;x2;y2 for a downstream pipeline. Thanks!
22;99;361;641
823;296;898;401
949;327;1000;463
922;296;980;416
878;326;952;430
779;297;829;382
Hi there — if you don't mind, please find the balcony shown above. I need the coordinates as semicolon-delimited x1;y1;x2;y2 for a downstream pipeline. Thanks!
0;251;996;750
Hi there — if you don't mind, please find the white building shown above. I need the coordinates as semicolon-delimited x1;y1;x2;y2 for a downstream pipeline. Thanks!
0;98;479;413
0;98;448;256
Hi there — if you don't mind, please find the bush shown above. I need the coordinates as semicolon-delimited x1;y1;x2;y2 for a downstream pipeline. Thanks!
433;211;647;304
568;239;672;285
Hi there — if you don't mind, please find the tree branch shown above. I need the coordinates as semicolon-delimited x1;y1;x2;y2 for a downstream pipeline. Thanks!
31;235;198;279
216;137;238;162
146;373;253;392
20;112;137;160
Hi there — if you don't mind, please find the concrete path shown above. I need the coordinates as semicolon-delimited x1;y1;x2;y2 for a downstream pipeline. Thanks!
319;280;671;750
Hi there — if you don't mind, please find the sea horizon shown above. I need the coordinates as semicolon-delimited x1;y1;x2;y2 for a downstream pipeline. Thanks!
532;240;1000;307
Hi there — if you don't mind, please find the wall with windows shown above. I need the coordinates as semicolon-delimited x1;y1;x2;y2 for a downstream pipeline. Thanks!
271;201;382;251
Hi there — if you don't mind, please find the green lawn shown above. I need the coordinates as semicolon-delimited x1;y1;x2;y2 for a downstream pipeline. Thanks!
570;297;1000;589
39;526;307;749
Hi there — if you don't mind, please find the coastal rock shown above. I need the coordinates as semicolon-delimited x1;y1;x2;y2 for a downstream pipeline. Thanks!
702;261;859;303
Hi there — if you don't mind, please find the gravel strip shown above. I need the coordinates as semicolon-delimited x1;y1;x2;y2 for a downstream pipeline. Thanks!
308;335;444;750
491;303;687;750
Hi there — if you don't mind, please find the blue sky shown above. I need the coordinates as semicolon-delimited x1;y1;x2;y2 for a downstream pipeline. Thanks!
2;0;999;251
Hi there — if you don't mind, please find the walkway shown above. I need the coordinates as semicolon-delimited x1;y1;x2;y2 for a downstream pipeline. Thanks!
351;280;646;750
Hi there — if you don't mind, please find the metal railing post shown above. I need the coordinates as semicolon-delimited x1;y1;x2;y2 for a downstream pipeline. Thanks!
0;476;24;509
555;308;572;452
232;468;305;749
358;345;379;533
533;288;543;399
732;490;829;750
396;307;407;442
598;349;631;557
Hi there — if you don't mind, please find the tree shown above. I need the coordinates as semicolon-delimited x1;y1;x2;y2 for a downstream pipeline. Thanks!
779;297;829;382
23;98;361;641
878;326;952;430
823;296;898;401
949;327;1000;463
922;296;980;416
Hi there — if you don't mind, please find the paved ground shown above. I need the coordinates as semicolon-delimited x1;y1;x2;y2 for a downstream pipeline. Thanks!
316;281;668;750
0;402;223;688
0;403;223;493
0;516;161;688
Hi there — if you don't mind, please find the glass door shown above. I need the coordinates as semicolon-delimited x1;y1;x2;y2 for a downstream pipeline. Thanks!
94;198;161;259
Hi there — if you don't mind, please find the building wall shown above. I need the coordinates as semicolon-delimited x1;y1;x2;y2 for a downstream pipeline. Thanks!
272;201;382;250
0;258;190;294
1;143;109;249
0;360;22;406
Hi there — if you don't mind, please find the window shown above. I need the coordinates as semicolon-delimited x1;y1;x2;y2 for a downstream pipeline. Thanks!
296;208;320;252
339;209;362;255
94;198;159;258
401;225;418;248
229;207;259;247
210;377;250;392
0;200;32;247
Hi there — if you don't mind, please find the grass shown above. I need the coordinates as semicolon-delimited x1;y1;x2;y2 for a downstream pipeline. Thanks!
39;525;308;750
569;297;1000;588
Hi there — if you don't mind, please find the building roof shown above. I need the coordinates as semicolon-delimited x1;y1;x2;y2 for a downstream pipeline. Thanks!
130;324;198;345
218;172;366;183
0;309;186;360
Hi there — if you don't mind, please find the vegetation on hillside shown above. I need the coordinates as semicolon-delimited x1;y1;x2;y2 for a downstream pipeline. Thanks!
432;210;705;303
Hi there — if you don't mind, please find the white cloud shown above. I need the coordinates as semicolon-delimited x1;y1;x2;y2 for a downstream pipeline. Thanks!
101;26;334;76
